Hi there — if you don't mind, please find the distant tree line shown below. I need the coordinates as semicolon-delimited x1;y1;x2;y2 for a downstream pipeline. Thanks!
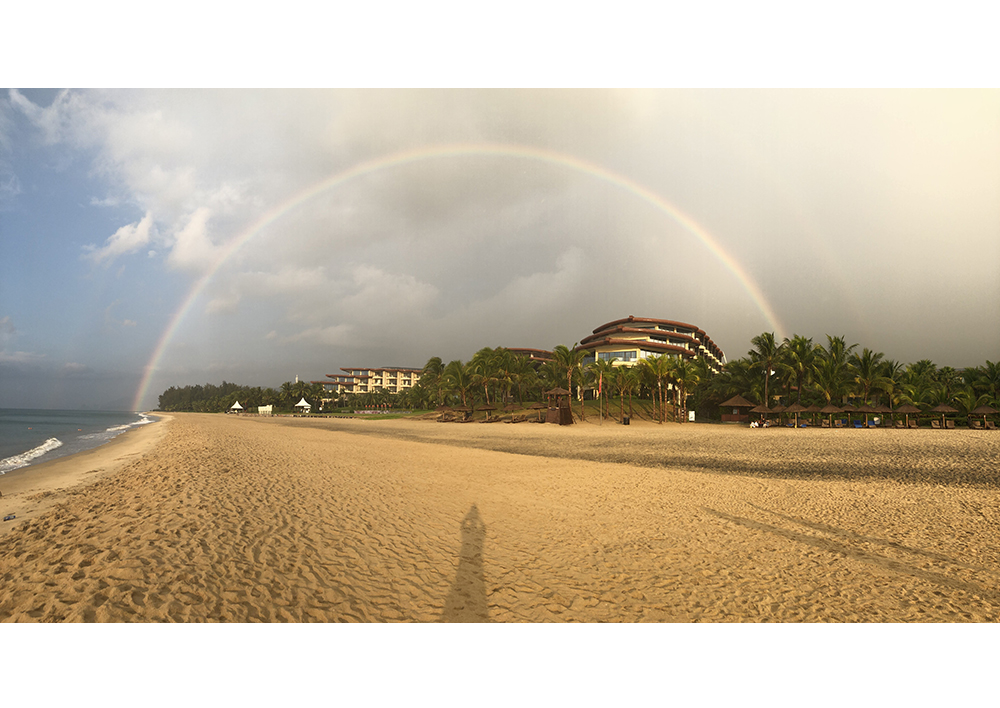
159;337;999;423
157;380;327;413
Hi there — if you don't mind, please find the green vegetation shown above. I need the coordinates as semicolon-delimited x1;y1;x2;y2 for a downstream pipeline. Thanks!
157;380;326;413
157;338;999;425
705;335;999;423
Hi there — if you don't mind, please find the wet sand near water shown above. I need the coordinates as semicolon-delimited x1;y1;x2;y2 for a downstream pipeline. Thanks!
1;412;998;622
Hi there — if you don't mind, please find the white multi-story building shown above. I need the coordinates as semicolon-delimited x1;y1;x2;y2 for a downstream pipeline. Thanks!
314;366;423;397
577;315;726;373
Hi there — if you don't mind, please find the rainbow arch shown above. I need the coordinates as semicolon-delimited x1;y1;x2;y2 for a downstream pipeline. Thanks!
132;143;787;410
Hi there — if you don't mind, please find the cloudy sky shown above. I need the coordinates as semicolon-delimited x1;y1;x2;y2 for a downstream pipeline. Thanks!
2;87;998;410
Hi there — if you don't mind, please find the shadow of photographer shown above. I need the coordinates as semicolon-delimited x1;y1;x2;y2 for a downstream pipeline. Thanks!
441;503;489;622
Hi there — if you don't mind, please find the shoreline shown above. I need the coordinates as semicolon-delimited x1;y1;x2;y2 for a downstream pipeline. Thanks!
0;413;168;537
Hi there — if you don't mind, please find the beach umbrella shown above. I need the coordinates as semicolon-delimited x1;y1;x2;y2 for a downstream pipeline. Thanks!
839;402;857;426
819;403;842;426
873;403;893;427
785;402;807;427
931;403;958;428
895;404;920;427
804;404;823;426
970;404;998;426
479;403;497;420
750;404;771;425
529;401;547;421
856;403;877;426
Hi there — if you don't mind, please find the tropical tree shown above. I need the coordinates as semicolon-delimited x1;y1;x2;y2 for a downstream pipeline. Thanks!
849;348;892;405
443;360;476;408
586;358;615;421
670;357;701;422
420;357;446;406
552;344;587;421
638;354;673;423
781;335;819;405
748;332;784;407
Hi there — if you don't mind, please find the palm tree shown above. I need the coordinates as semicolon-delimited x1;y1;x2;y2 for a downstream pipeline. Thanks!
443;360;475;408
470;347;500;405
638;354;672;423
552;344;587;421
749;332;784;407
587;358;616;421
811;335;857;405
611;364;631;421
849;348;892;405
421;357;446;406
967;360;1000;405
781;335;819;405
879;359;905;407
280;380;295;407
670;357;701;423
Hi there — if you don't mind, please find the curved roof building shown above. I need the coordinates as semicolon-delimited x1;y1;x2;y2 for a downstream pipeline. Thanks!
576;315;726;373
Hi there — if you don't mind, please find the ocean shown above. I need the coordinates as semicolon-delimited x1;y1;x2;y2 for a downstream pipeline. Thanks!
0;409;154;475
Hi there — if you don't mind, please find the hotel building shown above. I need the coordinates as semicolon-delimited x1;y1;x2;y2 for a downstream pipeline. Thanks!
576;315;726;373
313;366;423;397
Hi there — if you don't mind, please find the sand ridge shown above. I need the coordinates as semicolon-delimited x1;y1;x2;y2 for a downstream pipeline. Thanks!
1;413;998;622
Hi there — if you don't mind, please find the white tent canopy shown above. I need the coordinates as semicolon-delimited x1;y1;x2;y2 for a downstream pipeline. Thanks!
230;401;244;410
294;397;311;411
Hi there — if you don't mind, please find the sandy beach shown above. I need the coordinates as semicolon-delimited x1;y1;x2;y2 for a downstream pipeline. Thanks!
1;412;999;622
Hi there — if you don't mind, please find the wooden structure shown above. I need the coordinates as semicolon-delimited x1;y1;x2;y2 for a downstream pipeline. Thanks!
720;394;755;423
545;388;573;425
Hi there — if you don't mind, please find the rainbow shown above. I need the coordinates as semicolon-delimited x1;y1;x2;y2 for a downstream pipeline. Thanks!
132;143;787;410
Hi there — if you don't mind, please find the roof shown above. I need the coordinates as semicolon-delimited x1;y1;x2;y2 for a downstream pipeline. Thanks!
575;338;695;359
584;315;725;361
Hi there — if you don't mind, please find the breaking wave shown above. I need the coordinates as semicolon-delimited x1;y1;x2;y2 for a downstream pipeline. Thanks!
0;437;64;474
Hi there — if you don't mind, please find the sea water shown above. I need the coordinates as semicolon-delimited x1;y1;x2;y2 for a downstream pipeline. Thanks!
0;409;153;475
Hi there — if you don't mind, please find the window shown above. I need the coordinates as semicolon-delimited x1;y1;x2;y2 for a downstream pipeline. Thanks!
598;350;637;362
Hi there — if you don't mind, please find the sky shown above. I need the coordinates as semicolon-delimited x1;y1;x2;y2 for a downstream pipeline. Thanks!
2;87;998;410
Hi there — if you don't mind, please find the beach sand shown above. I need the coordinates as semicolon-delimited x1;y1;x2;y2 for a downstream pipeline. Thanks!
1;412;998;622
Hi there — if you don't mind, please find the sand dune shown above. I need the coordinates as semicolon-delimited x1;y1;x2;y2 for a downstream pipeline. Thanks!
2;413;998;622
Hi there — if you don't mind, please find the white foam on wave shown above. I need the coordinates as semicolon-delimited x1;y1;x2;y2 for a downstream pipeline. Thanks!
0;437;64;474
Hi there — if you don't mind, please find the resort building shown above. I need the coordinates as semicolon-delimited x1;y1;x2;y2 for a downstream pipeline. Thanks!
576;315;726;373
506;348;554;365
313;367;423;397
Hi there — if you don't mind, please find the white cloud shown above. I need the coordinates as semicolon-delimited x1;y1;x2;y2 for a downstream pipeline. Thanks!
286;324;355;347
167;207;221;272
0;350;46;364
102;300;138;330
84;211;154;264
0;315;16;341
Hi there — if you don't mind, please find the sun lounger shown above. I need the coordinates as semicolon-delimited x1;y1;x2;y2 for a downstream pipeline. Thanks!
853;420;864;428
821;419;831;428
971;420;983;430
908;420;919;429
931;420;941;429
945;420;956;429
834;420;843;428
987;421;997;430
895;420;906;428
